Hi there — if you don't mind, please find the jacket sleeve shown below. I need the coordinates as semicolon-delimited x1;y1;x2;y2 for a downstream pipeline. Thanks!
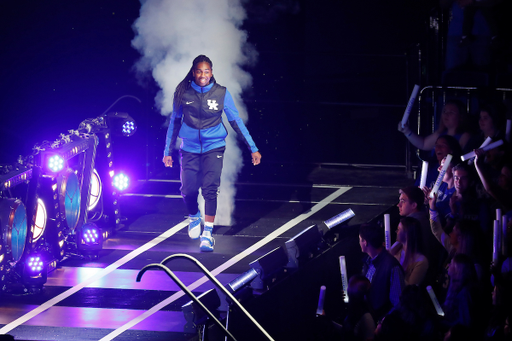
223;89;259;153
163;108;183;157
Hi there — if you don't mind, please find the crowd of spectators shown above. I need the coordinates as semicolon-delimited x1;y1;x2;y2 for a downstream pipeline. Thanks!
319;98;512;340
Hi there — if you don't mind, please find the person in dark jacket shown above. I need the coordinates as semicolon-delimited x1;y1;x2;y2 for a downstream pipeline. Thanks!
359;223;405;321
163;55;261;252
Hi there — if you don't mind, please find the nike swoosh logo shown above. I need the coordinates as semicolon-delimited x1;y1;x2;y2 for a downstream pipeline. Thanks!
186;101;194;105
217;155;223;158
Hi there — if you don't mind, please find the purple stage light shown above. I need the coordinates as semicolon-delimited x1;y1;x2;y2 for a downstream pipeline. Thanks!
27;256;44;273
48;155;64;172
113;173;129;191
121;120;137;137
82;225;100;245
78;222;103;254
23;254;47;286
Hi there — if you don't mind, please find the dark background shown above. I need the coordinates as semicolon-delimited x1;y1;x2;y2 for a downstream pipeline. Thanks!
0;0;449;182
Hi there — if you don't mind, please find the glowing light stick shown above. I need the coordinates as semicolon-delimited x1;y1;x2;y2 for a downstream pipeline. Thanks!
384;214;391;250
502;215;508;256
339;256;349;303
497;209;502;225
480;136;492;149
316;285;327;316
430;154;452;198
461;140;504;161
401;84;420;128
427;286;444;316
419;161;429;189
493;220;500;264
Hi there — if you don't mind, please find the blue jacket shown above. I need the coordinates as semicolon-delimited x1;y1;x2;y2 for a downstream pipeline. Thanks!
164;81;258;155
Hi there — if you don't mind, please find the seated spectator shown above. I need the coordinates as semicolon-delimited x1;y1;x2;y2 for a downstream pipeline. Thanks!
442;253;485;335
374;285;441;341
338;275;376;341
359;223;405;321
484;283;511;341
399;186;446;283
315;275;376;341
389;217;429;286
429;192;487;283
448;162;491;235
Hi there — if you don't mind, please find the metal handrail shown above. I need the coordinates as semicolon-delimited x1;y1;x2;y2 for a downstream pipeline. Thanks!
136;253;275;341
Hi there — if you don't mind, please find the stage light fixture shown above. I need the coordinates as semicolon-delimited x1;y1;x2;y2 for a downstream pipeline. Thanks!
113;173;129;191
77;222;103;253
285;225;323;269
318;209;356;242
39;136;95;176
105;112;137;137
47;155;65;172
27;255;44;272
0;198;28;263
88;169;102;211
32;198;47;242
249;246;288;290
217;268;259;312
22;254;47;287
323;209;356;229
227;268;259;293
121;119;137;137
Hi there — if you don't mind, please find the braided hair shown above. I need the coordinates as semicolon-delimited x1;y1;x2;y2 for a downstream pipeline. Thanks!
172;55;216;113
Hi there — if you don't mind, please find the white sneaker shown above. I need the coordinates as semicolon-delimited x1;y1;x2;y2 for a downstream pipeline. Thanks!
188;214;202;239
199;231;214;252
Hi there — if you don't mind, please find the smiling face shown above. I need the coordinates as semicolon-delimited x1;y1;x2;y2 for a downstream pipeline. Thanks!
454;169;470;194
192;61;212;87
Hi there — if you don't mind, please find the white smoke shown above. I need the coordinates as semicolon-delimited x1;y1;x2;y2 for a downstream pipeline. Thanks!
132;0;257;226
